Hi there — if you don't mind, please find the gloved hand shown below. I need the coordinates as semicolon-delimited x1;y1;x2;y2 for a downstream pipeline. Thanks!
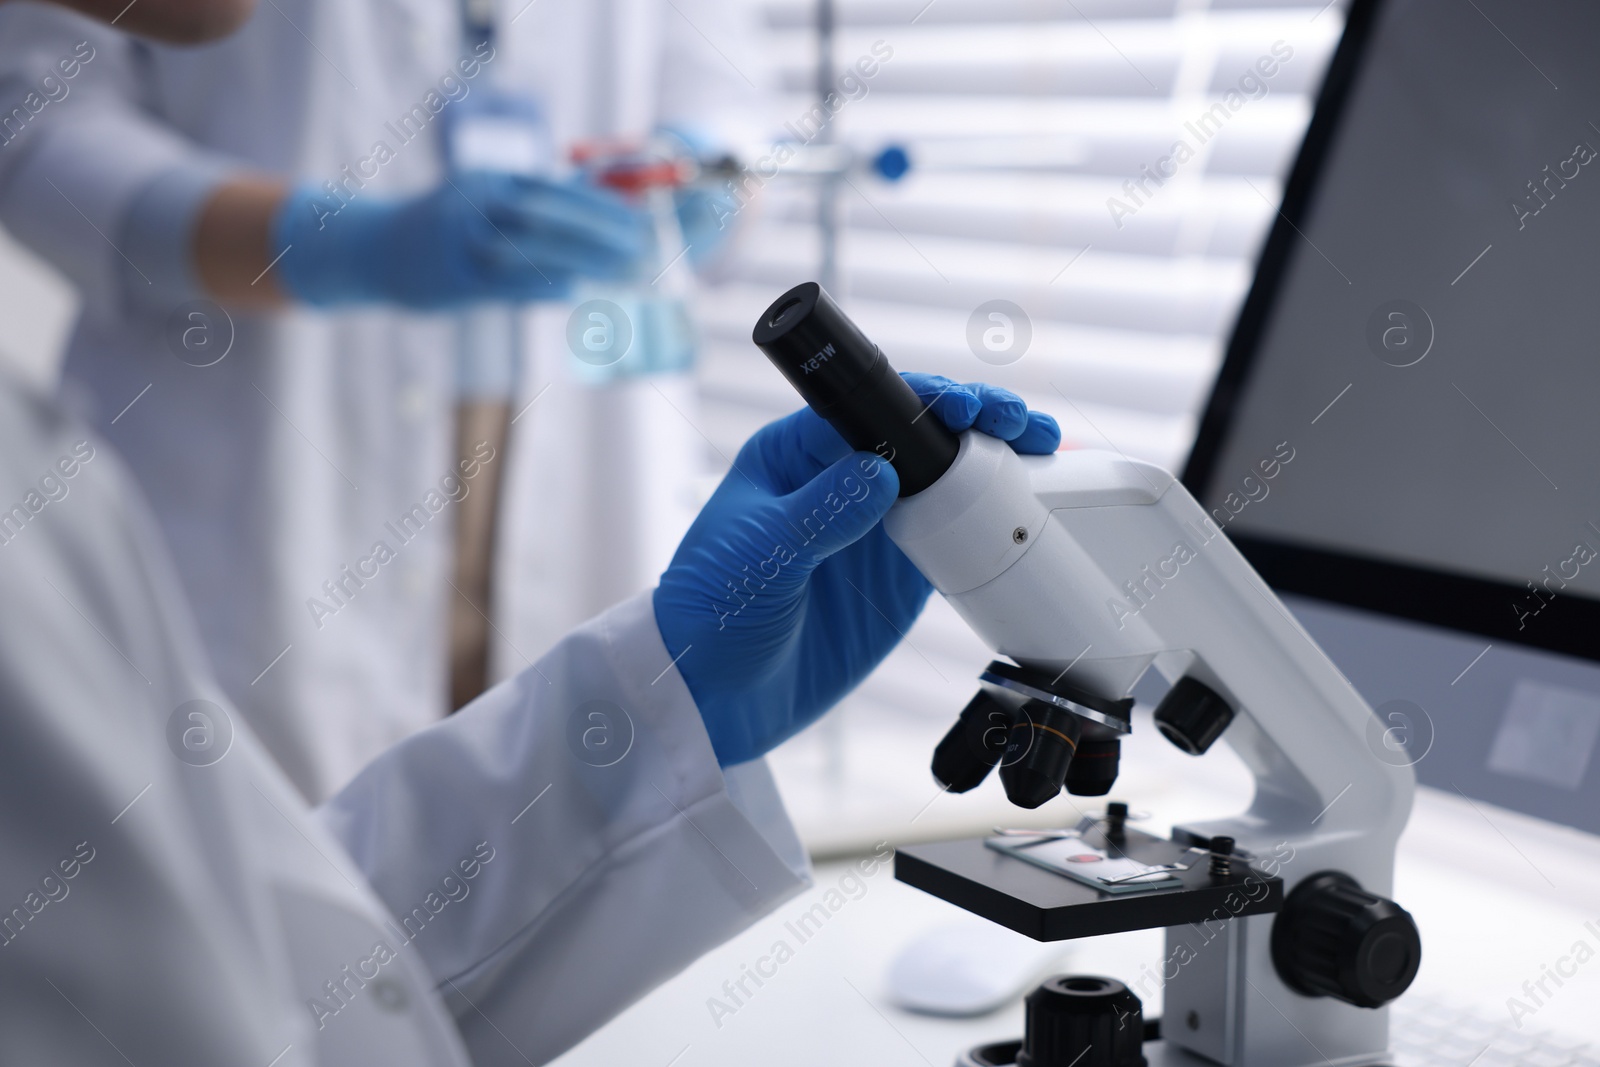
655;373;1061;767
272;171;650;308
656;124;739;266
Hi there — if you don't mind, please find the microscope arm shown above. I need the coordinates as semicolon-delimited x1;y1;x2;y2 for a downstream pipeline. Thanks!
888;435;1421;1065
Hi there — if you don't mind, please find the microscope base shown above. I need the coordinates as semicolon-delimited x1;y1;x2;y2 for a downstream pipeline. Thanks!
955;1036;1395;1067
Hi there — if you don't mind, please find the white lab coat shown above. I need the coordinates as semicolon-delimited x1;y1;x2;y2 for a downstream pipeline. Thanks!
0;372;808;1064
0;0;767;802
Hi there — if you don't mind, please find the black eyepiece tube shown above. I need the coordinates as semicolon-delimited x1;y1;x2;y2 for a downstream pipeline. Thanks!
752;282;959;497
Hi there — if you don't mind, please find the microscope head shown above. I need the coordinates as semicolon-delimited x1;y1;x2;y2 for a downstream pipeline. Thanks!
753;282;1149;807
753;281;1411;838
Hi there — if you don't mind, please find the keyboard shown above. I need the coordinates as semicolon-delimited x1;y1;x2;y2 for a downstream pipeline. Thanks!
1391;995;1595;1067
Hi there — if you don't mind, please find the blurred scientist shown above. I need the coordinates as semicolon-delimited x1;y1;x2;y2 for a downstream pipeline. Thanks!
2;344;1060;1062
0;0;765;803
0;113;1062;1057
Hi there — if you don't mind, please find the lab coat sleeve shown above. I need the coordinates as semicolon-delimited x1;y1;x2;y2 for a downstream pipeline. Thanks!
0;3;235;315
317;590;812;1064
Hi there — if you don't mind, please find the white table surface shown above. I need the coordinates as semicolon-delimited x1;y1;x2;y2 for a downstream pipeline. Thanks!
553;714;1600;1067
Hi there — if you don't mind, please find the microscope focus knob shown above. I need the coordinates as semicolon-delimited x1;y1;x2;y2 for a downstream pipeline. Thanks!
1271;872;1421;1009
1018;975;1145;1067
1153;676;1234;755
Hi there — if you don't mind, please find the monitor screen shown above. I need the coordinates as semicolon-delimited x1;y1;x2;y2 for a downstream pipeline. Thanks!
1185;0;1600;664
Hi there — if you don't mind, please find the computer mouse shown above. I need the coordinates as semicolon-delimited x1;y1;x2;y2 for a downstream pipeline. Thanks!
885;917;1070;1017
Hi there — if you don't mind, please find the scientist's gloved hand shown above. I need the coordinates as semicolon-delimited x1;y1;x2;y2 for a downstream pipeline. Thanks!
655;373;1061;767
272;171;650;308
656;125;739;266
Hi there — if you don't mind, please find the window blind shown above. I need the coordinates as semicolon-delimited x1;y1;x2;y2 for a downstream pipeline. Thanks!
689;0;1346;836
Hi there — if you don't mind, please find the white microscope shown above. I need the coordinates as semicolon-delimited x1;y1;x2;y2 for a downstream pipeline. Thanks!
752;283;1421;1067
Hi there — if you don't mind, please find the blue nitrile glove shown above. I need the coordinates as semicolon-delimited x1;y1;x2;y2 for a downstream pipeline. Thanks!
272;171;650;308
657;124;738;266
655;373;1061;767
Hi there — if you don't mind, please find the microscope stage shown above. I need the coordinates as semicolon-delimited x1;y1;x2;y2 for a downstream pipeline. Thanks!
895;826;1283;941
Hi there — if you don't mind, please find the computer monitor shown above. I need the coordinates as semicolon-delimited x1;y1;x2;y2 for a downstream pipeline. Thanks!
1183;0;1600;836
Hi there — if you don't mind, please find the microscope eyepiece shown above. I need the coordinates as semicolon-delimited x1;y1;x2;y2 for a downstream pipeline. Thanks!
752;282;959;497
